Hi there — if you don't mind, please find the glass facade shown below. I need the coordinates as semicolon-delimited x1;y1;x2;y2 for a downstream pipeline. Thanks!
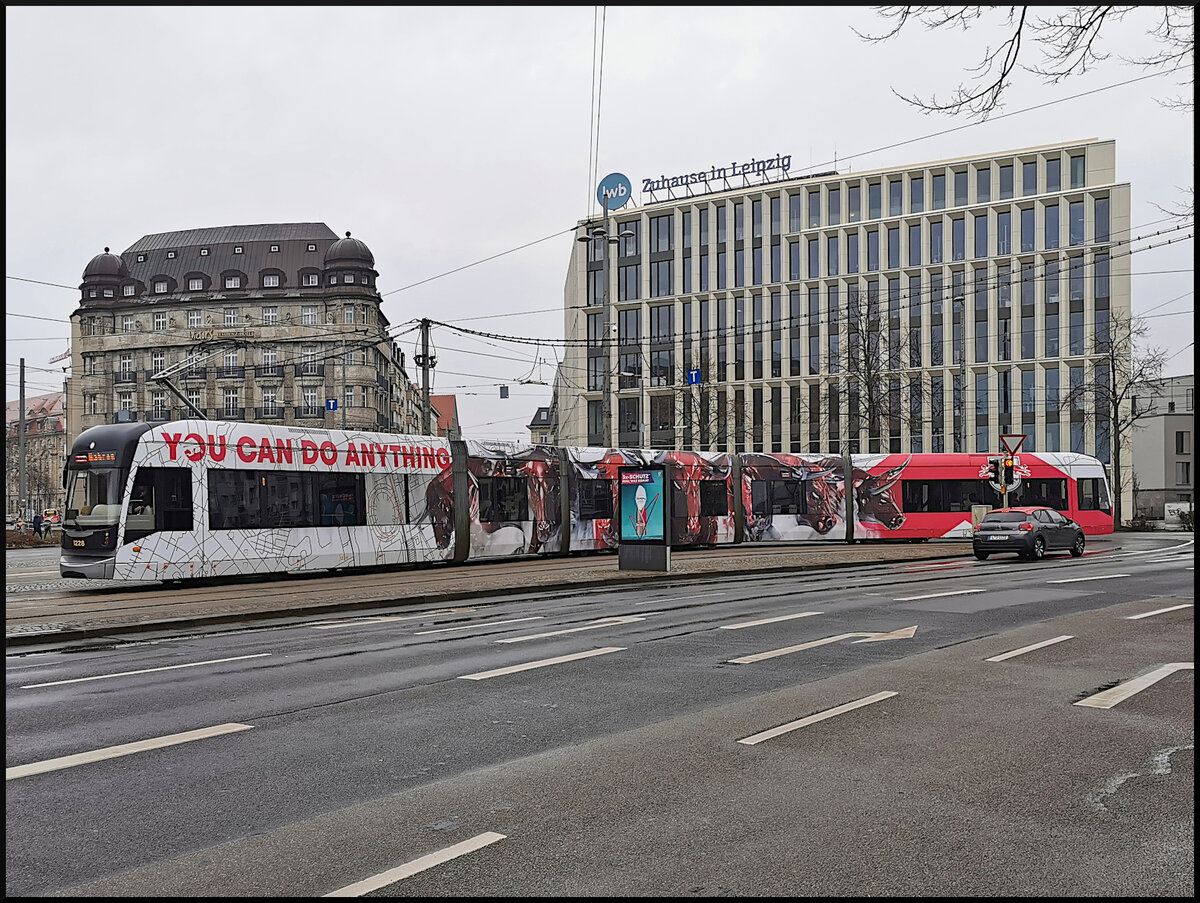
564;141;1125;464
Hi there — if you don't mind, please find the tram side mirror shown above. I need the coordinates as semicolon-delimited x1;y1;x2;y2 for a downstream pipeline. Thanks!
67;509;79;521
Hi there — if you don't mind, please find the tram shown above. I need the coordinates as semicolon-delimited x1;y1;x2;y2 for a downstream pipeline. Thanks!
60;420;1113;581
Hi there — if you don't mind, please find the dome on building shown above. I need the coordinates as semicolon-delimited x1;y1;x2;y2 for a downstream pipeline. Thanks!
324;231;374;267
82;247;129;279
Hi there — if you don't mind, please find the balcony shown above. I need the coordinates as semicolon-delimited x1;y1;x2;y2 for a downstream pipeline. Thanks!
256;405;284;419
113;370;138;385
296;406;324;420
255;365;284;378
146;408;174;423
216;366;245;379
217;407;246;420
295;364;325;377
181;368;207;380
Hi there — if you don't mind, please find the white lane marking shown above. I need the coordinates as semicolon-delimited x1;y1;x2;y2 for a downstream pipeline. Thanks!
20;654;271;689
6;722;253;780
986;636;1074;662
900;562;962;570
1047;573;1131;584
1126;604;1194;620
737;691;898;746
1113;540;1194;556
1144;556;1196;564
323;831;506;897
1074;663;1194;709
894;588;985;601
720;612;822;630
458;647;624;681
728;626;917;663
314;614;431;630
495;616;644;643
637;592;726;605
416;617;545;635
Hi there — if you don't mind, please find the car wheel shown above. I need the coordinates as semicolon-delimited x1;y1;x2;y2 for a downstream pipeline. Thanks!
1031;536;1046;560
1070;534;1085;557
974;550;990;560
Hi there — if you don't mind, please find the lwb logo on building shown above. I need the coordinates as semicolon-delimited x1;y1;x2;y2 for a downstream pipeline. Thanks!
597;172;632;211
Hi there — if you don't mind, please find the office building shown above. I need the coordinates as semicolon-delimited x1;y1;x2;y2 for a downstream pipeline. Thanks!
556;138;1131;468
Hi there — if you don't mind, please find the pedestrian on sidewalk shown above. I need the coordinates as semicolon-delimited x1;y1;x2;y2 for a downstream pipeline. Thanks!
32;511;44;539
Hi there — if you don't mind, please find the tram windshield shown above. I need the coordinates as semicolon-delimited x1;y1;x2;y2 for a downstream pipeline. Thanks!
64;467;125;529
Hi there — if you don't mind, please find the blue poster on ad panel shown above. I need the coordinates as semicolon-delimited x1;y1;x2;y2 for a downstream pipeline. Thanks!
619;469;665;542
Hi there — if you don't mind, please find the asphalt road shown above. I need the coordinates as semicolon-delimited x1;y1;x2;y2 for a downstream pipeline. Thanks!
5;534;1194;896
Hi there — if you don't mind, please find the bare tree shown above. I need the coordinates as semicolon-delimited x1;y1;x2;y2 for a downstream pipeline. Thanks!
857;6;1194;119
1058;308;1168;526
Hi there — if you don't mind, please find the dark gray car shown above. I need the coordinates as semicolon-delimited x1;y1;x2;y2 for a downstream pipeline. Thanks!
973;506;1086;561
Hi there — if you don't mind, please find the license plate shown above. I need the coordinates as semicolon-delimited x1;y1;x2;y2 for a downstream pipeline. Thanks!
988;534;1007;541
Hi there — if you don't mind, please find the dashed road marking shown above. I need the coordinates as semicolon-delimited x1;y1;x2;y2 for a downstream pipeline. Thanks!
719;612;821;630
1074;663;1194;709
1046;573;1130;584
458;647;624;680
6;723;253;780
737;691;898;745
1126;603;1193;620
986;635;1073;662
323;832;506;896
894;588;985;602
20;653;271;689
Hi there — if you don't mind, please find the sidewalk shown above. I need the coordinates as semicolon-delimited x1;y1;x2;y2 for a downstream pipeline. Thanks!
5;538;1121;651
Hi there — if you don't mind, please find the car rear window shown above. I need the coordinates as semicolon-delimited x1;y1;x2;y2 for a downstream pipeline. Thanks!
982;512;1027;523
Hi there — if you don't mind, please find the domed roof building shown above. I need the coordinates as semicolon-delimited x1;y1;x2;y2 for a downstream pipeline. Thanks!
82;248;129;279
324;231;375;267
66;223;436;443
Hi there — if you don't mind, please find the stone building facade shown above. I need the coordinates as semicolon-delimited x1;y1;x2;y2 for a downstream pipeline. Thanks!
5;391;67;519
66;224;432;443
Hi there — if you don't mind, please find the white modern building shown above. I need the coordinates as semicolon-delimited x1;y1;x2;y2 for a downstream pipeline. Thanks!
556;138;1131;468
1131;374;1194;520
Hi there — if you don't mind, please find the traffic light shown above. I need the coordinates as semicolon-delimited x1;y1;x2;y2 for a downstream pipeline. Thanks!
1003;457;1015;483
989;458;1002;482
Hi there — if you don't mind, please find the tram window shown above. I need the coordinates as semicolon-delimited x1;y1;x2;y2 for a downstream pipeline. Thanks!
699;480;728;516
317;473;364;527
262;472;315;528
901;479;996;512
1021;478;1068;510
579;479;613;520
126;470;157;535
1077;477;1111;513
153;467;193;532
768;479;807;515
479;476;528;522
209;470;262;530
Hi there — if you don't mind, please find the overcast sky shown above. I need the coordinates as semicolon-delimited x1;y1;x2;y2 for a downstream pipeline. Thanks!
5;6;1194;439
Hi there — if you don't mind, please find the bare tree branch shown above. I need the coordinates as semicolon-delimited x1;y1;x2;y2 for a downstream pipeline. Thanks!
859;5;1194;119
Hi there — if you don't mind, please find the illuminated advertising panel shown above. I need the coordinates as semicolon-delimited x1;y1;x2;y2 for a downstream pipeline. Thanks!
619;467;665;543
